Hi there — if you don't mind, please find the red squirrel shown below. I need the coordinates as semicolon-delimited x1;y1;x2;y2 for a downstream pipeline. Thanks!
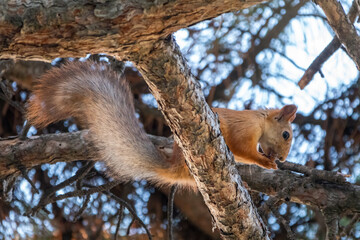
27;61;297;187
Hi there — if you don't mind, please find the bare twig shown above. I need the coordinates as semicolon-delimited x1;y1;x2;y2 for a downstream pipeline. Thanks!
269;202;296;240
277;161;348;184
17;164;39;194
0;80;25;114
167;185;178;240
19;122;31;140
298;37;341;90
269;47;306;72
48;161;95;195
53;180;122;202
27;179;122;216
298;0;359;89
106;191;152;240
29;161;96;215
74;194;91;222
114;204;125;240
8;149;39;194
126;218;136;236
258;183;298;240
322;207;340;240
340;213;359;237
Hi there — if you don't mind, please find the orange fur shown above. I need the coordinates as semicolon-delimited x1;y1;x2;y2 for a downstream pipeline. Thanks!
161;106;297;182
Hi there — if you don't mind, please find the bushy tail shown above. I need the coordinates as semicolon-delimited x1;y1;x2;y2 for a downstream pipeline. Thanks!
27;61;169;183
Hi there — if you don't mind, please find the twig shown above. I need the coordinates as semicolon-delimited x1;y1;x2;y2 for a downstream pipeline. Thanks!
105;191;152;240
322;207;340;240
49;161;95;195
114;204;125;240
258;177;300;240
298;37;341;90
0;80;25;114
167;185;178;240
298;0;359;89
27;179;122;216
53;180;121;202
269;47;306;72
9;151;39;194
340;213;359;237
126;218;136;235
29;161;96;215
17;164;39;194
268;200;296;240
19;122;31;140
74;194;91;222
277;161;348;184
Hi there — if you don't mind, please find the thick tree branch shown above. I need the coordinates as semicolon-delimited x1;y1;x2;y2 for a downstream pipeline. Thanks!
128;38;269;239
2;131;359;214
0;130;96;176
238;165;360;213
0;0;265;61
316;0;360;71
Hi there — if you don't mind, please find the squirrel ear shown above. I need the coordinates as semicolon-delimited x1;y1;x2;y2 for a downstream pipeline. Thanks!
276;104;297;122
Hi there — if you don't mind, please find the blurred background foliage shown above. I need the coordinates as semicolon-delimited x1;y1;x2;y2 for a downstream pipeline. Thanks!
0;0;359;239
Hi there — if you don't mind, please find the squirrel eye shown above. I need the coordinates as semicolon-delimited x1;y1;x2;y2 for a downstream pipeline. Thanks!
282;131;290;140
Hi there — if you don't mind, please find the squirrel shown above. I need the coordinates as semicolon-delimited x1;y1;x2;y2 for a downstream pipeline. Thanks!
27;61;297;188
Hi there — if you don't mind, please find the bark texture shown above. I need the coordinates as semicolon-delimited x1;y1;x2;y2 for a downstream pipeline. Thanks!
0;130;96;176
128;37;269;239
0;0;264;61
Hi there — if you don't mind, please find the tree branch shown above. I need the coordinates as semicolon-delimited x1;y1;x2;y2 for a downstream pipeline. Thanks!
0;130;96;176
322;208;339;240
316;0;360;71
298;0;359;89
2;131;359;215
128;37;269;239
0;0;265;61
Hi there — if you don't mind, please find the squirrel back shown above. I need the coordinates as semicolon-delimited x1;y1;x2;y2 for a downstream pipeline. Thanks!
27;61;185;185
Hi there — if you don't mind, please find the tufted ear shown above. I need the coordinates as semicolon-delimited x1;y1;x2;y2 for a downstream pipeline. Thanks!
275;104;297;122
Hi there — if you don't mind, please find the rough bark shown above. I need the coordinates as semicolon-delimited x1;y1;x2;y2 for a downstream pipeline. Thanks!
1;130;360;213
0;0;265;61
128;37;269;239
0;130;96;176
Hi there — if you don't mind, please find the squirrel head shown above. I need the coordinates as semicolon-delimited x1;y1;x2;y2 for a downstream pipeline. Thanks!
259;104;297;162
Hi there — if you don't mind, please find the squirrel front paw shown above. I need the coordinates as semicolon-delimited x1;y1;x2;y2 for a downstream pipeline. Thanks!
258;154;278;169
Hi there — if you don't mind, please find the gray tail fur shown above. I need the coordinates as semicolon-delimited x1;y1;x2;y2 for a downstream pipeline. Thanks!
27;61;165;182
